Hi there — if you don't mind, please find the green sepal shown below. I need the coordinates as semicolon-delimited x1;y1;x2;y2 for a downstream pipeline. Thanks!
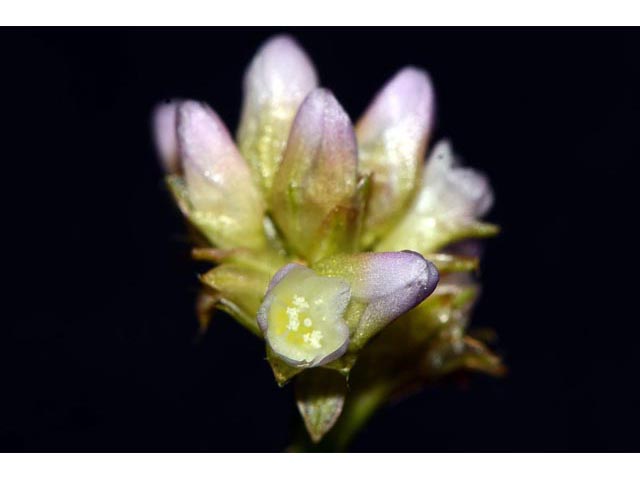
295;369;348;443
266;346;303;386
200;264;272;336
422;221;500;254
422;335;505;379
310;174;371;263
192;246;287;276
266;347;357;387
346;279;479;386
426;253;479;274
166;174;268;250
215;300;262;337
322;353;358;378
166;174;191;217
448;221;500;245
166;174;233;248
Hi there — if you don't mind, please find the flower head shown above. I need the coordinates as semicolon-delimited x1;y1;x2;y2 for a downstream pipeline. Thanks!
152;34;501;445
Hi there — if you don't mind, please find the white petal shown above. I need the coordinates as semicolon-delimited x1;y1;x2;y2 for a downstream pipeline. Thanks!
258;264;351;367
237;35;318;193
356;67;435;244
177;100;265;249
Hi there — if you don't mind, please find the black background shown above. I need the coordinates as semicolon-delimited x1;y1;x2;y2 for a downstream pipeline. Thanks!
3;28;639;452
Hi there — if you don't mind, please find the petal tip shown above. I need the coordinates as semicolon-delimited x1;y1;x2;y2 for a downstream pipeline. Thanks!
152;100;180;173
423;256;440;299
246;34;318;97
177;100;233;172
397;250;440;303
387;66;434;119
294;88;355;149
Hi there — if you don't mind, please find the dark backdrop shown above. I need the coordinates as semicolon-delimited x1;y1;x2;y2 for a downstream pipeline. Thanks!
2;28;639;452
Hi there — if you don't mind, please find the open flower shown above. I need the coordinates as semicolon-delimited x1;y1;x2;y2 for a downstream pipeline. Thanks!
258;252;438;367
257;264;352;368
152;34;501;446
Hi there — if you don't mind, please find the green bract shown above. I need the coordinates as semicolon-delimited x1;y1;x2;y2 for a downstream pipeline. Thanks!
153;35;502;446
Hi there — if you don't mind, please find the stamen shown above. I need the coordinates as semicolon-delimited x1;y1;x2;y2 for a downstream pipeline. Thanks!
292;295;310;309
286;307;300;331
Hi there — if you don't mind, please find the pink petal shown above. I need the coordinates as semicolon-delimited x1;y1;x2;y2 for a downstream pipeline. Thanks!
315;251;439;347
356;67;435;243
271;88;359;259
152;100;180;173
176;100;265;248
237;35;318;193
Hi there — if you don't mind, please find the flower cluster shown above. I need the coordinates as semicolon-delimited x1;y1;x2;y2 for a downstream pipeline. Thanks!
153;35;503;446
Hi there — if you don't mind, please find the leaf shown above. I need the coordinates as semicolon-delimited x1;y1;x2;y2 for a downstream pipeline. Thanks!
295;369;347;443
323;352;358;378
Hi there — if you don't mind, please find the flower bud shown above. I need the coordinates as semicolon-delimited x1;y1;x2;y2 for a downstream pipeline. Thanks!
314;251;439;349
237;35;318;195
356;67;434;246
177;100;266;249
270;89;360;262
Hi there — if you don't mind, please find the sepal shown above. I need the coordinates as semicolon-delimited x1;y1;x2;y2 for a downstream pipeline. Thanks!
200;264;273;336
295;369;347;443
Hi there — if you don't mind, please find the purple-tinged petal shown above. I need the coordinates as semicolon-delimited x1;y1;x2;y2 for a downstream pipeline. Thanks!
314;251;439;348
422;141;494;218
376;140;497;254
177;100;265;249
258;263;351;368
237;35;318;194
271;88;360;262
152;100;180;173
356;67;435;246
